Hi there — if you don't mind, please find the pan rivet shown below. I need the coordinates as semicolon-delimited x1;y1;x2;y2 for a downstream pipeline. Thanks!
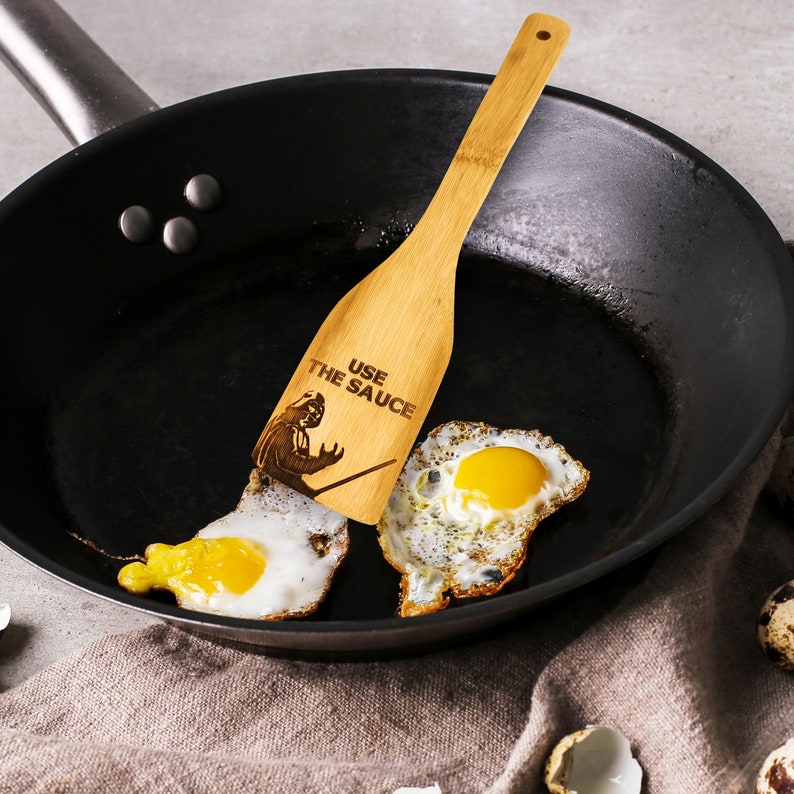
163;217;199;255
119;205;156;243
185;174;222;211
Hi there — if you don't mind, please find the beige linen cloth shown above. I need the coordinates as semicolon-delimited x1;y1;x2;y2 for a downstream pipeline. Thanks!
1;424;793;793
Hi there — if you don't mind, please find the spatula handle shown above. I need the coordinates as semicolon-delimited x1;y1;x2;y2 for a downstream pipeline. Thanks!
413;13;570;258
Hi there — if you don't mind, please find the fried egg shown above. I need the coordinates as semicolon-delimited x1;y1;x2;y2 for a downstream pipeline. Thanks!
118;470;348;619
377;421;589;617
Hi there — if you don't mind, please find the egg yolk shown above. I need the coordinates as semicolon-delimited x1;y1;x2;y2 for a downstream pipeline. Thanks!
454;446;548;510
118;537;266;599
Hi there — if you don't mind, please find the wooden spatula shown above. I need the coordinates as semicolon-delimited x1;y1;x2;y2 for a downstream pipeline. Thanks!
253;13;570;524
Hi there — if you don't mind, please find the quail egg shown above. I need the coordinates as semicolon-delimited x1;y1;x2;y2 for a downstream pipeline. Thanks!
756;737;794;794
758;580;794;670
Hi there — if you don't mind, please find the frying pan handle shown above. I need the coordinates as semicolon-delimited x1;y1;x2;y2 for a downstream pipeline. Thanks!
0;0;159;146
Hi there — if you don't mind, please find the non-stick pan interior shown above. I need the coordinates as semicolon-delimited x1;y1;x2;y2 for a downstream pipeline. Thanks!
1;71;792;656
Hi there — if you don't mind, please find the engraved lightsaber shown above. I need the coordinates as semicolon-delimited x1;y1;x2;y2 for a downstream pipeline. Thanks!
313;459;398;497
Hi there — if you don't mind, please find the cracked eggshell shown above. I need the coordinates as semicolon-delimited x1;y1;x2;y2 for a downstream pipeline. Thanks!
544;725;642;794
0;602;9;637
755;737;794;794
758;580;794;670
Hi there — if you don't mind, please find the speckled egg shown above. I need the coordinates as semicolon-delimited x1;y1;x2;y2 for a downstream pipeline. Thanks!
758;580;794;670
756;737;794;794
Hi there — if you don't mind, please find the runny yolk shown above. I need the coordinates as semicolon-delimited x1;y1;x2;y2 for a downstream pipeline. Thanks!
453;446;548;510
118;537;266;599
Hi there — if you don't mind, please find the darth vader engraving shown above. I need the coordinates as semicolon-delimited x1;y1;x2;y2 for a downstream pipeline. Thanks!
253;389;398;501
253;391;344;497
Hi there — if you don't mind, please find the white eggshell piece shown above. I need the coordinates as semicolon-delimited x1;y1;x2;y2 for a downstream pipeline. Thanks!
0;602;9;634
756;737;794;793
545;725;642;794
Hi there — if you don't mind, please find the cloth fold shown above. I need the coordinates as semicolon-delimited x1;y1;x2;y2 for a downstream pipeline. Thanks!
1;429;793;793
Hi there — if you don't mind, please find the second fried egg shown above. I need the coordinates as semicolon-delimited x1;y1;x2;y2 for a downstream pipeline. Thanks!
377;421;589;617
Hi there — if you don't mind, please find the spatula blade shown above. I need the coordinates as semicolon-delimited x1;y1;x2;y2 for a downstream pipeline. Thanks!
253;248;456;525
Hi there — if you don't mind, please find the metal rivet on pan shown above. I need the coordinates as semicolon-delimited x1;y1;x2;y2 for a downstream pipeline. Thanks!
119;205;156;243
163;217;199;255
185;174;222;211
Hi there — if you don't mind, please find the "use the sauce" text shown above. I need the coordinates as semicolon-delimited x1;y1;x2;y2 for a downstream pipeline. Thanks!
307;357;416;419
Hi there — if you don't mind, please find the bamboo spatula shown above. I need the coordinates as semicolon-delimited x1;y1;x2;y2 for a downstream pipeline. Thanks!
253;13;570;524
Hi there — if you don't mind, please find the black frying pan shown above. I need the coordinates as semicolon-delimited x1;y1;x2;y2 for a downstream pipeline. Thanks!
1;1;793;659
